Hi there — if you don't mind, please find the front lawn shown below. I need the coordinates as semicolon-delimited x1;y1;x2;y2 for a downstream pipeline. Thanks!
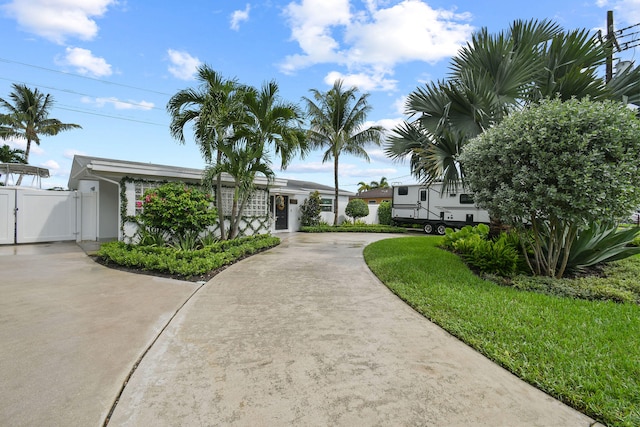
364;236;639;427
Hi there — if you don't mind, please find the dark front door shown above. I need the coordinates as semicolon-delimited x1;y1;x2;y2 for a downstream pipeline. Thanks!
274;195;288;230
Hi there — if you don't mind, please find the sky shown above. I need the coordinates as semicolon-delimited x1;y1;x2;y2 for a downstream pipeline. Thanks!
1;0;639;191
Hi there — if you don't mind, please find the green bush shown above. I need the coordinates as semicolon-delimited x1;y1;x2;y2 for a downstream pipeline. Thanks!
461;97;640;278
137;182;217;244
377;201;392;225
300;191;322;226
441;224;523;276
97;234;280;279
345;199;369;221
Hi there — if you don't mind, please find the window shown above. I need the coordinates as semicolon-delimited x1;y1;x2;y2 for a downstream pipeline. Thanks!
321;198;333;212
220;186;267;216
460;194;475;204
243;189;268;216
420;190;427;202
368;200;377;204
134;182;161;215
397;186;408;196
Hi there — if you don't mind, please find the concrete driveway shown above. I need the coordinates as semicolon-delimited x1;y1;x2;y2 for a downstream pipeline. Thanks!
0;234;596;426
0;242;199;427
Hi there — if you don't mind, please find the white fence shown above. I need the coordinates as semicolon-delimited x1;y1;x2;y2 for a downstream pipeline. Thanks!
0;188;96;245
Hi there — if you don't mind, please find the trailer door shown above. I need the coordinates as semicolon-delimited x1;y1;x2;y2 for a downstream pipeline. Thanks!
416;189;428;219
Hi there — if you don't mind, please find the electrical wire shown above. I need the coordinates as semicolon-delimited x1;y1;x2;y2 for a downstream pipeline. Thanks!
0;57;172;96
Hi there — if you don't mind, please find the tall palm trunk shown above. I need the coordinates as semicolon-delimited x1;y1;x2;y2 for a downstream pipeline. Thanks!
14;138;33;186
215;149;226;241
333;155;339;226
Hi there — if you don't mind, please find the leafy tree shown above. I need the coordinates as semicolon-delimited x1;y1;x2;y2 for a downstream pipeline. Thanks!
387;19;640;192
345;198;369;221
460;98;640;278
203;140;274;239
167;65;247;240
304;80;384;225
0;84;81;184
377;200;392;225
300;190;322;226
0;144;26;163
138;182;217;242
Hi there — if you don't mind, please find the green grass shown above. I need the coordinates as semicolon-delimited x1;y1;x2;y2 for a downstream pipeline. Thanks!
364;236;640;427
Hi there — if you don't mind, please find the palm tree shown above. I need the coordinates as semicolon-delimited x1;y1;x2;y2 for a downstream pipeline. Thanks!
0;144;26;163
203;140;274;239
304;80;384;225
239;80;308;170
369;176;389;189
357;181;371;193
167;65;248;240
387;19;640;192
0;84;81;184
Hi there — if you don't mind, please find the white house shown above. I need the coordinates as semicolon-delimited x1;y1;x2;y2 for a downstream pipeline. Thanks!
66;155;353;242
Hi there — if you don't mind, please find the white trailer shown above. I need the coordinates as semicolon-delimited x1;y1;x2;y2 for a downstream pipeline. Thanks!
392;183;490;235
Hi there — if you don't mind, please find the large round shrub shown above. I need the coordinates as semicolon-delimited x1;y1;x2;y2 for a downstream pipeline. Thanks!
460;98;640;277
345;198;369;220
138;182;217;238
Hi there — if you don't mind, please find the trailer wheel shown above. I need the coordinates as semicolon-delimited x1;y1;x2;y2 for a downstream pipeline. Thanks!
435;223;447;235
423;223;434;234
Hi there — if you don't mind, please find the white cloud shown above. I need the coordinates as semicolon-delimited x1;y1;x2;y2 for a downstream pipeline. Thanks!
230;4;251;31
64;149;86;159
81;96;154;110
167;49;201;80
59;47;112;77
324;70;398;91
392;96;407;115
281;0;473;90
42;159;60;170
284;161;334;173
2;0;116;44
5;138;44;156
597;0;640;24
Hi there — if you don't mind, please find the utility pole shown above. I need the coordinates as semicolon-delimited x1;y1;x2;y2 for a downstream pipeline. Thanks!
606;10;614;83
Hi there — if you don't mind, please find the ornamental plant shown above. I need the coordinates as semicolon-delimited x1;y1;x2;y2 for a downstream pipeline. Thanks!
138;182;217;244
377;200;392;225
461;98;640;278
345;198;369;221
300;191;322;226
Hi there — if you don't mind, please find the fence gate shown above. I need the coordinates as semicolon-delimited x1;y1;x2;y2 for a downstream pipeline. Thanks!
0;188;80;244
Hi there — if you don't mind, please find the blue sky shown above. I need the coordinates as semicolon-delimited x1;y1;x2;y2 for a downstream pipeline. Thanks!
1;0;638;191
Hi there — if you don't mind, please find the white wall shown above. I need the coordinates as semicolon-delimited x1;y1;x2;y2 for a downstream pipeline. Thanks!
359;204;381;225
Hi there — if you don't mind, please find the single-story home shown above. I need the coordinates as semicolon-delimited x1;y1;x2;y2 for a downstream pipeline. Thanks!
68;155;353;242
350;188;392;205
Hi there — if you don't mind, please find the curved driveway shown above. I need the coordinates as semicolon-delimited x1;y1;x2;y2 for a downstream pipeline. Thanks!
109;233;594;426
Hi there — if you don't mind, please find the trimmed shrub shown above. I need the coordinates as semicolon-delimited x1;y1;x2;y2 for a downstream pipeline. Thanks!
378;200;392;225
345;199;369;221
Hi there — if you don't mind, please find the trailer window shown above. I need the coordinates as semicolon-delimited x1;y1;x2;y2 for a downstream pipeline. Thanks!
420;190;427;201
397;186;408;196
460;194;475;204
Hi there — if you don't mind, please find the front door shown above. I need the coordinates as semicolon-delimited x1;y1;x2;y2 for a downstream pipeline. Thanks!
274;195;288;230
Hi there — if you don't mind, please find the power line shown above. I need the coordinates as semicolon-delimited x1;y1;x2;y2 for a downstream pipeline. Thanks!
0;57;172;96
56;106;167;126
0;76;165;111
615;21;640;35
